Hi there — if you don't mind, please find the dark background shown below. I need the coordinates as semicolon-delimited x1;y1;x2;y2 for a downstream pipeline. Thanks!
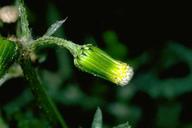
0;0;192;128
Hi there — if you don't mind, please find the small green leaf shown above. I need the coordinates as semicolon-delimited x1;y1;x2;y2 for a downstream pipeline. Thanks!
0;38;18;78
44;18;67;37
91;107;103;128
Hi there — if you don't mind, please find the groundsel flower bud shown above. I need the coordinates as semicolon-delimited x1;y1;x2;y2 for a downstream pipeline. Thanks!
74;44;134;86
0;38;18;78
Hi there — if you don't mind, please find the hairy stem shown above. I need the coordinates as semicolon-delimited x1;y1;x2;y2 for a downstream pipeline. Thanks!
20;53;68;128
31;36;81;57
16;0;31;41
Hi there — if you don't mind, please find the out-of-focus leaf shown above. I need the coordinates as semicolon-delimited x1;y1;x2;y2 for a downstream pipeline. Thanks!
160;42;192;71
134;42;192;98
0;117;8;128
156;102;181;128
18;118;48;128
128;52;150;70
55;84;85;105
3;89;33;116
55;84;103;109
116;84;136;102
103;31;128;59
134;72;192;98
91;107;103;128
108;103;129;119
113;122;131;128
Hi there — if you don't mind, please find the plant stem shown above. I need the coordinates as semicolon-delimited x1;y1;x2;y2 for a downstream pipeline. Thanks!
16;0;31;41
31;36;81;57
20;54;68;128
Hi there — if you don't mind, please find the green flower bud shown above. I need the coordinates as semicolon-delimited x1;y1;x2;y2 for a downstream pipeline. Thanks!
74;44;133;86
0;38;18;78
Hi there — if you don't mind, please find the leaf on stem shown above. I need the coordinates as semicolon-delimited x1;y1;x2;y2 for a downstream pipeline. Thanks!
44;17;68;37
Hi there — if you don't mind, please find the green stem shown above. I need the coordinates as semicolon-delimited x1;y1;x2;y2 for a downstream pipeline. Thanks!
20;54;68;128
16;0;31;40
31;36;81;57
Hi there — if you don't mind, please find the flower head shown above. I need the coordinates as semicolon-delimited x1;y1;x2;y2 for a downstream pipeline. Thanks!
74;44;133;86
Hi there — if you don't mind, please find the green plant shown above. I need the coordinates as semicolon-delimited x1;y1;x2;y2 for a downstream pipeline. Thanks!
0;0;133;127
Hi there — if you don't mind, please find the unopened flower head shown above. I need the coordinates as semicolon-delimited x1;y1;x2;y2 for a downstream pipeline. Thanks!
74;44;133;86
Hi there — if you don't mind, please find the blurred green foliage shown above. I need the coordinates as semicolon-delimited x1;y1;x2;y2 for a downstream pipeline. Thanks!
1;1;192;128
